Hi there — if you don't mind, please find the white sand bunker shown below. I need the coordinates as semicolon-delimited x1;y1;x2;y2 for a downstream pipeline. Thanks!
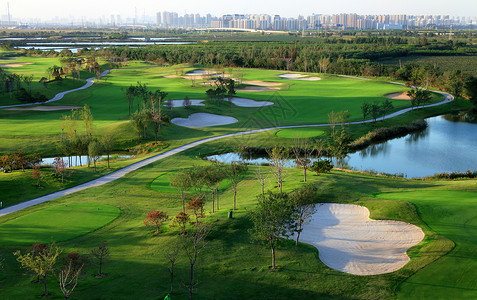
171;113;238;128
299;203;424;275
165;99;205;108
242;80;282;87
278;74;321;81
236;86;280;92
0;62;33;68
385;92;411;100
227;97;273;107
4;105;81;111
185;69;217;76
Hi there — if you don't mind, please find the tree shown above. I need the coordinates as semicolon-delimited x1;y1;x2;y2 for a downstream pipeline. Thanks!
101;132;115;169
309;159;333;175
183;96;191;109
151;111;163;144
266;146;289;194
14;242;61;297
181;224;210;300
328;129;351;168
172;212;190;235
186;197;205;224
14;150;27;172
292;137;313;182
88;140;102;172
228;162;248;210
124;85;137;116
32;165;41;187
52;157;68;183
170;170;193;213
80;105;94;136
249;192;295;270
163;237;181;294
255;165;269;196
130;110;145;141
165;99;174;110
90;241;110;278
289;185;318;246
361;102;371;121
381;99;394;117
143;210;169;234
369;102;383;123
59;261;83;300
319;56;331;74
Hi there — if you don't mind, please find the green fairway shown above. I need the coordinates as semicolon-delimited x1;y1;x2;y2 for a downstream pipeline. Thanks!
0;203;120;245
275;127;325;139
375;190;477;299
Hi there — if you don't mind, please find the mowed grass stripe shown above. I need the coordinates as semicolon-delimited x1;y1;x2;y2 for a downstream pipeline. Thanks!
0;203;120;245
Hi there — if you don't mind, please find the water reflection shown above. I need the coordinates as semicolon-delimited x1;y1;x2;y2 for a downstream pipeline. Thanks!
443;110;477;124
359;143;389;158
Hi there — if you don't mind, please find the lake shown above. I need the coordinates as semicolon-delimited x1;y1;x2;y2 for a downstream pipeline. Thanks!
208;113;477;178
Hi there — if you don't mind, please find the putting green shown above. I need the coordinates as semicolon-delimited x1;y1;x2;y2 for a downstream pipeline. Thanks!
275;127;325;139
375;190;477;299
0;203;120;245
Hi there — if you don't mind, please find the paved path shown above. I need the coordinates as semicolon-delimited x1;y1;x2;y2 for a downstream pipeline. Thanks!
0;70;110;109
0;81;454;217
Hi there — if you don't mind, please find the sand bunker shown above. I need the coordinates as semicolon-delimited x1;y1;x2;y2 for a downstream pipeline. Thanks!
236;86;280;92
171;113;238;128
163;75;180;78
165;99;205;108
298;203;424;275
227;97;273;107
242;80;282;87
278;74;321;81
385;92;411;100
4;105;82;111
0;63;33;68
185;69;217;76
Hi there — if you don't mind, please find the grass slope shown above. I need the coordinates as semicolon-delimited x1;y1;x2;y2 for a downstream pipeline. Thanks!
0;203;120;245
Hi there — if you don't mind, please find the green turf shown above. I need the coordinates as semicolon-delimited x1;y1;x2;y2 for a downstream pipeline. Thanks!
0;203;120;245
375;190;477;299
275;127;325;139
149;171;233;194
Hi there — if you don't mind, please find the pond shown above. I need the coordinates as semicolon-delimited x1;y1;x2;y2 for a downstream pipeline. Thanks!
208;113;477;178
41;155;132;167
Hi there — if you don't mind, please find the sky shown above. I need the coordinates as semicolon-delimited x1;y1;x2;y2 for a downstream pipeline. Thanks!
3;0;476;20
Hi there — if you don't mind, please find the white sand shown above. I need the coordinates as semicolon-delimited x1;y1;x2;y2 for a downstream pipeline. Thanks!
4;105;82;111
171;113;238;128
185;69;217;76
165;99;205;108
227;97;274;107
242;80;282;87
298;203;424;275
236;86;280;92
278;74;321;81
385;92;411;100
0;63;33;68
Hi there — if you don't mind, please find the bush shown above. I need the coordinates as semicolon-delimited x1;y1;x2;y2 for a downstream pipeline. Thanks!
310;159;333;175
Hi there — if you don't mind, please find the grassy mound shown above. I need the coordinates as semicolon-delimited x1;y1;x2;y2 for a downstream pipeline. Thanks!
0;203;120;245
275;127;325;139
376;190;477;299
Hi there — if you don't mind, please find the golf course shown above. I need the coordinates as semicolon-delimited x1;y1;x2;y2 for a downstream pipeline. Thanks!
0;49;476;300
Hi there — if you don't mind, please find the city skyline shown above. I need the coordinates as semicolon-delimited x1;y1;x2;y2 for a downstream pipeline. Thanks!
2;0;476;21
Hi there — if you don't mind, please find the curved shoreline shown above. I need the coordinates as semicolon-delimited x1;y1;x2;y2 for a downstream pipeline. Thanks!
0;81;453;216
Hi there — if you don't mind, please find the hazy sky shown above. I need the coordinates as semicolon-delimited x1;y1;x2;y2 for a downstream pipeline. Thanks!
3;0;476;20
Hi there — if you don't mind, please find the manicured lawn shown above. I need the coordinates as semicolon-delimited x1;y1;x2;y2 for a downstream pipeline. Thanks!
148;171;233;194
0;203;120;245
375;190;477;299
275;127;325;139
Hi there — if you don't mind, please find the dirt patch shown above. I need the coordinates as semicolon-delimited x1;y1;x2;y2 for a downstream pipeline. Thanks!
0;63;33;68
4;106;82;111
163;75;180;78
384;92;411;100
297;203;424;275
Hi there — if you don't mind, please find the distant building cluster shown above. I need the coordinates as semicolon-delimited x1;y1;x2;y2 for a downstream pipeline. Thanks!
2;11;475;30
154;13;474;31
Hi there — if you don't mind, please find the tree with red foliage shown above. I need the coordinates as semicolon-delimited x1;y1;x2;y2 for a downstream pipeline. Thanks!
172;212;190;235
186;198;205;225
63;251;87;273
143;210;169;234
